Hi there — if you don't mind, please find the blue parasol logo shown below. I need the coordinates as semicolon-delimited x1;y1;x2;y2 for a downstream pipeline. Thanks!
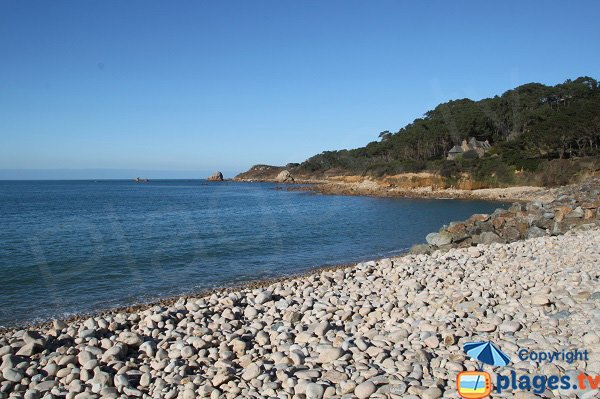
458;341;511;398
464;341;511;369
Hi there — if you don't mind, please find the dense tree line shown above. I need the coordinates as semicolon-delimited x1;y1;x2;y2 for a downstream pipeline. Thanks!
296;77;600;181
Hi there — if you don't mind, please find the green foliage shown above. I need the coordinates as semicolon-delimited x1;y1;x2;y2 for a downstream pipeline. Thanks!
294;76;600;185
471;158;515;186
436;160;460;178
461;150;479;160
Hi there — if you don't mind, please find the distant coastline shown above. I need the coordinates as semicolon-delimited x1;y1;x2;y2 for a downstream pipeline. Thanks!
233;165;555;203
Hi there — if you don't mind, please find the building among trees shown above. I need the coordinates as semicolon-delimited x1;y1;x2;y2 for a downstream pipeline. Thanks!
447;137;492;160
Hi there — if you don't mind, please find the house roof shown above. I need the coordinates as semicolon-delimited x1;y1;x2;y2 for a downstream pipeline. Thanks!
449;145;463;153
469;137;491;149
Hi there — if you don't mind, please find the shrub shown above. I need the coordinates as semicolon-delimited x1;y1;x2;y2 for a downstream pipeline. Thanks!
535;157;600;186
438;161;460;178
536;159;576;186
473;158;515;186
461;150;480;160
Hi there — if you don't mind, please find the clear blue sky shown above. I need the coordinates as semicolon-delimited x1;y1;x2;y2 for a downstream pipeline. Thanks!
1;1;599;179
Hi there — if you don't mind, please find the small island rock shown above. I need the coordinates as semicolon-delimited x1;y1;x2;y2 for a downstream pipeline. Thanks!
207;171;224;181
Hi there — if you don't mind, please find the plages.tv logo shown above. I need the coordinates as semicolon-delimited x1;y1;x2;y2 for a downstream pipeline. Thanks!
457;341;511;399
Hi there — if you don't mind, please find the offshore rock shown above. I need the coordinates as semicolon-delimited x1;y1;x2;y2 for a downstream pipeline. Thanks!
207;171;224;181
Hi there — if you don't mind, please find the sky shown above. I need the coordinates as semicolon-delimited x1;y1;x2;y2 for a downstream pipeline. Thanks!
1;1;599;179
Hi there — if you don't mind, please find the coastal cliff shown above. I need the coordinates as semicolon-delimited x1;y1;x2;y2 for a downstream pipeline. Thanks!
235;162;599;202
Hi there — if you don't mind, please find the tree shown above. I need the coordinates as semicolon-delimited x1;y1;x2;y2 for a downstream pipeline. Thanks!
378;131;392;141
294;76;600;177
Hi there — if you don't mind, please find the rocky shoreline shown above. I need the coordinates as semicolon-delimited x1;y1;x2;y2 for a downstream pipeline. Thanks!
1;179;599;399
287;181;553;203
411;177;600;254
234;165;580;203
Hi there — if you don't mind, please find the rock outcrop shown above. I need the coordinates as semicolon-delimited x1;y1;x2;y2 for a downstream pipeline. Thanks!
207;171;224;181
412;177;600;254
234;165;287;181
275;170;294;183
234;164;301;181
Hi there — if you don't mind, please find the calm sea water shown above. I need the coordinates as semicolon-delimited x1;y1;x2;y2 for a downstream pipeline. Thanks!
0;180;506;327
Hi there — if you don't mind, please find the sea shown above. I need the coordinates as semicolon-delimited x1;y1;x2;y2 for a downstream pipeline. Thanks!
0;180;507;327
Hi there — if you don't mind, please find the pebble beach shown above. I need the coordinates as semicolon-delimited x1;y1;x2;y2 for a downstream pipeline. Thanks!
1;181;599;399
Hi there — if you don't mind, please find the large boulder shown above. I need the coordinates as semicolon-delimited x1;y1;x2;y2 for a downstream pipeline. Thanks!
425;231;452;246
275;170;294;183
446;223;469;242
527;226;547;239
409;243;433;255
207;171;224;181
472;231;505;245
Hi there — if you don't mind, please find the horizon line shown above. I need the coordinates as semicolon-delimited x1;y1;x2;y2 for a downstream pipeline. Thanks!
0;168;241;180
